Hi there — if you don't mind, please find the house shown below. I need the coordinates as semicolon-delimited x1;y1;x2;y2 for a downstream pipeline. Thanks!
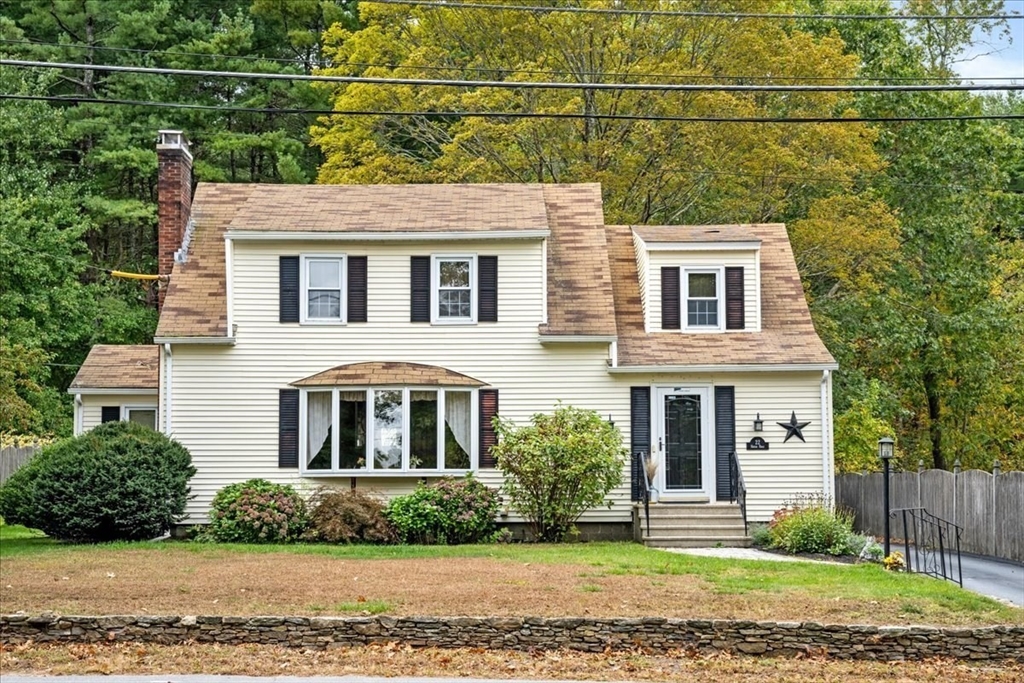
69;131;837;544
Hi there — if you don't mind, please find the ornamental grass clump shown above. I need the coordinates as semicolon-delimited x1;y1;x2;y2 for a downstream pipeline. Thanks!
767;497;856;556
385;475;498;544
203;479;307;543
492;404;625;542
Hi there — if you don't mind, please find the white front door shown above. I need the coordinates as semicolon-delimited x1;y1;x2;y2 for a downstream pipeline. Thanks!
654;387;713;500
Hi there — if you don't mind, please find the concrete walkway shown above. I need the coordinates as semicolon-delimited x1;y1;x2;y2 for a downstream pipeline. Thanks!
660;546;846;564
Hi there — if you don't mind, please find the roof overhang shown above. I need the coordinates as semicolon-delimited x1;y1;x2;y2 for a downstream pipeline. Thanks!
639;241;762;252
153;336;236;345
538;335;617;344
225;230;550;242
291;361;487;387
608;362;839;374
67;387;159;395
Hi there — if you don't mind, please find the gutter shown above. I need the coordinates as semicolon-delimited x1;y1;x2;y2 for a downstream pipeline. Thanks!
821;369;834;502
153;336;236;345
608;362;839;374
163;343;172;436
73;393;82;436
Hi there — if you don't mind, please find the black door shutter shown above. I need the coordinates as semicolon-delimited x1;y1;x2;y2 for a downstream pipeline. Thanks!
279;256;300;323
630;387;651;502
715;386;736;501
101;406;120;423
279;389;299;468
478;255;498;322
348;255;368;323
478;389;499;468
725;267;745;330
661;267;680;330
410;256;430;322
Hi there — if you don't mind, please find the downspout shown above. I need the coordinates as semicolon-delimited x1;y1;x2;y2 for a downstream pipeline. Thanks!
73;393;83;436
821;369;833;503
163;342;173;435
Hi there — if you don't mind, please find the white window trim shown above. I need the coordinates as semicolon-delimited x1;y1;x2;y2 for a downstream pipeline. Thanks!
682;266;725;333
300;254;347;324
299;386;478;476
121;405;158;429
431;254;477;325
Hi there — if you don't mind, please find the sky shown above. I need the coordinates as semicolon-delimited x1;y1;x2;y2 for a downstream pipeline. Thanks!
953;0;1024;81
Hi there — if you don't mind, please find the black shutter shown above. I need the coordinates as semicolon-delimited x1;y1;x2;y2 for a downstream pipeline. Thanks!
279;256;300;323
715;386;736;501
661;267;680;330
279;389;299;468
101;406;120;423
410;256;430;322
478;255;498;322
630;387;651;502
348;256;367;323
478;389;499;468
725;267;745;330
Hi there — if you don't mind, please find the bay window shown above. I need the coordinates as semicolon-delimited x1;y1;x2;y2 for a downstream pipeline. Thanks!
301;387;476;473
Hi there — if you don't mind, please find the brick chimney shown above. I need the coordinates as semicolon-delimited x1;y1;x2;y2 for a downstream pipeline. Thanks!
156;130;193;309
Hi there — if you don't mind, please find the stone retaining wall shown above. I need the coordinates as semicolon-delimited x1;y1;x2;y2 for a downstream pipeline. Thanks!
2;614;1022;662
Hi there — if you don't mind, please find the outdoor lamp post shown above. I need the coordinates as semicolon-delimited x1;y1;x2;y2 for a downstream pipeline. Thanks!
878;437;895;558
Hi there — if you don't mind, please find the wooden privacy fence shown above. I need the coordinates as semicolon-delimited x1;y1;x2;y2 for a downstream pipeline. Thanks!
0;445;41;485
836;465;1024;564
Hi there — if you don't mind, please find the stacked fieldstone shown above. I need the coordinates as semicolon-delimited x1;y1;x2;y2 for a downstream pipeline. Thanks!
2;614;1021;662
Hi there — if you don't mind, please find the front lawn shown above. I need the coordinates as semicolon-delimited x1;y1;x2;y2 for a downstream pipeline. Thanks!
0;525;1019;627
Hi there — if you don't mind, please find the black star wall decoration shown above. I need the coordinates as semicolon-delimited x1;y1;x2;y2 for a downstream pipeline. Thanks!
777;411;811;443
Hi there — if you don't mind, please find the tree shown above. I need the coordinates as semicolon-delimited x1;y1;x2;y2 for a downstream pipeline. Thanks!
492;405;625;542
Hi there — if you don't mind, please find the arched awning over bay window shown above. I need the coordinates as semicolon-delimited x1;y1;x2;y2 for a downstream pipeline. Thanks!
290;361;487;388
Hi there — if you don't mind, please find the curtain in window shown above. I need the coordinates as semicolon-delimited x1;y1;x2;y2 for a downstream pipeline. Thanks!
445;391;472;456
306;392;332;466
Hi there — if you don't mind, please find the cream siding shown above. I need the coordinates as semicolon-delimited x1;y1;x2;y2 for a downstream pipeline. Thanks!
80;392;158;433
645;250;759;332
632;231;650;331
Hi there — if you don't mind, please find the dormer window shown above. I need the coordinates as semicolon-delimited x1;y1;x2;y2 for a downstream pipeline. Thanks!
685;269;723;331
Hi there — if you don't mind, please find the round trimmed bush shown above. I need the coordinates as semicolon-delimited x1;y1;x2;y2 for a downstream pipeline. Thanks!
0;421;195;542
385;475;498;545
204;479;307;543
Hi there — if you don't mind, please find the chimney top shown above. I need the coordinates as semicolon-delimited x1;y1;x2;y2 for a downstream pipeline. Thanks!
157;130;192;161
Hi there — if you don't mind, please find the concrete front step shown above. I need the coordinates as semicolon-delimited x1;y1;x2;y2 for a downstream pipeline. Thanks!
644;536;753;548
643;525;747;538
644;504;743;516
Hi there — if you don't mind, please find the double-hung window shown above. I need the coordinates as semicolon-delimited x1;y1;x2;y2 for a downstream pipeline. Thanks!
302;387;475;473
433;255;475;323
302;255;346;323
684;268;724;331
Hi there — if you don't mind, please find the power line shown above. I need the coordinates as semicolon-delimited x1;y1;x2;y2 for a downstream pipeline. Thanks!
4;58;1023;93
4;93;1022;124
3;39;1020;84
370;0;1024;21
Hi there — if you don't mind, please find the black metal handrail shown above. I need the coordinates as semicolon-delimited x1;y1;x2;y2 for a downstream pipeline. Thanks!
637;450;652;536
890;507;963;586
727;450;747;534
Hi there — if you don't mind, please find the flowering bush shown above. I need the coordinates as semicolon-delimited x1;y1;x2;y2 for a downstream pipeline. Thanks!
203;479;307;543
884;551;907;572
385;475;498;544
767;496;856;556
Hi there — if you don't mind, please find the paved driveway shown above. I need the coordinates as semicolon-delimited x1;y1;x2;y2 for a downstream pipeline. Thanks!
959;553;1024;607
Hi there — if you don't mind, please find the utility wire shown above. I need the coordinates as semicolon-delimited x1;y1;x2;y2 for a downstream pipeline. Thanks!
4;58;1023;92
369;0;1024;21
4;94;1022;124
3;39;1020;84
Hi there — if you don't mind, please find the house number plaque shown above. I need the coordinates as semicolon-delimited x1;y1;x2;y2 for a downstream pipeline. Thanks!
746;437;769;451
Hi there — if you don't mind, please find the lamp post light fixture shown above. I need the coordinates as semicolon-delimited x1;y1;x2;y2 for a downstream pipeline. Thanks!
878;436;895;558
753;413;763;432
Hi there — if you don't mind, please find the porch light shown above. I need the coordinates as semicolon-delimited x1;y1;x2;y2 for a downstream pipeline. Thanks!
607;414;615;428
753;413;763;432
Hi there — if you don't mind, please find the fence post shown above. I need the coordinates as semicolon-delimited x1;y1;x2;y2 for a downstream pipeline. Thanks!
953;459;961;528
992;459;1001;559
917;459;924;509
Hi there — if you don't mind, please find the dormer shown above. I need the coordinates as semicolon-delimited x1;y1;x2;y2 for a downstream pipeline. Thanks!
632;225;762;333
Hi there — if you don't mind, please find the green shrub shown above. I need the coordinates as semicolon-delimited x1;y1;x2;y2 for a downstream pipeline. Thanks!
304;488;396;544
0;421;195;542
749;523;771;548
492;405;625;542
204;479;307;543
385;475;498;544
768;500;855;556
